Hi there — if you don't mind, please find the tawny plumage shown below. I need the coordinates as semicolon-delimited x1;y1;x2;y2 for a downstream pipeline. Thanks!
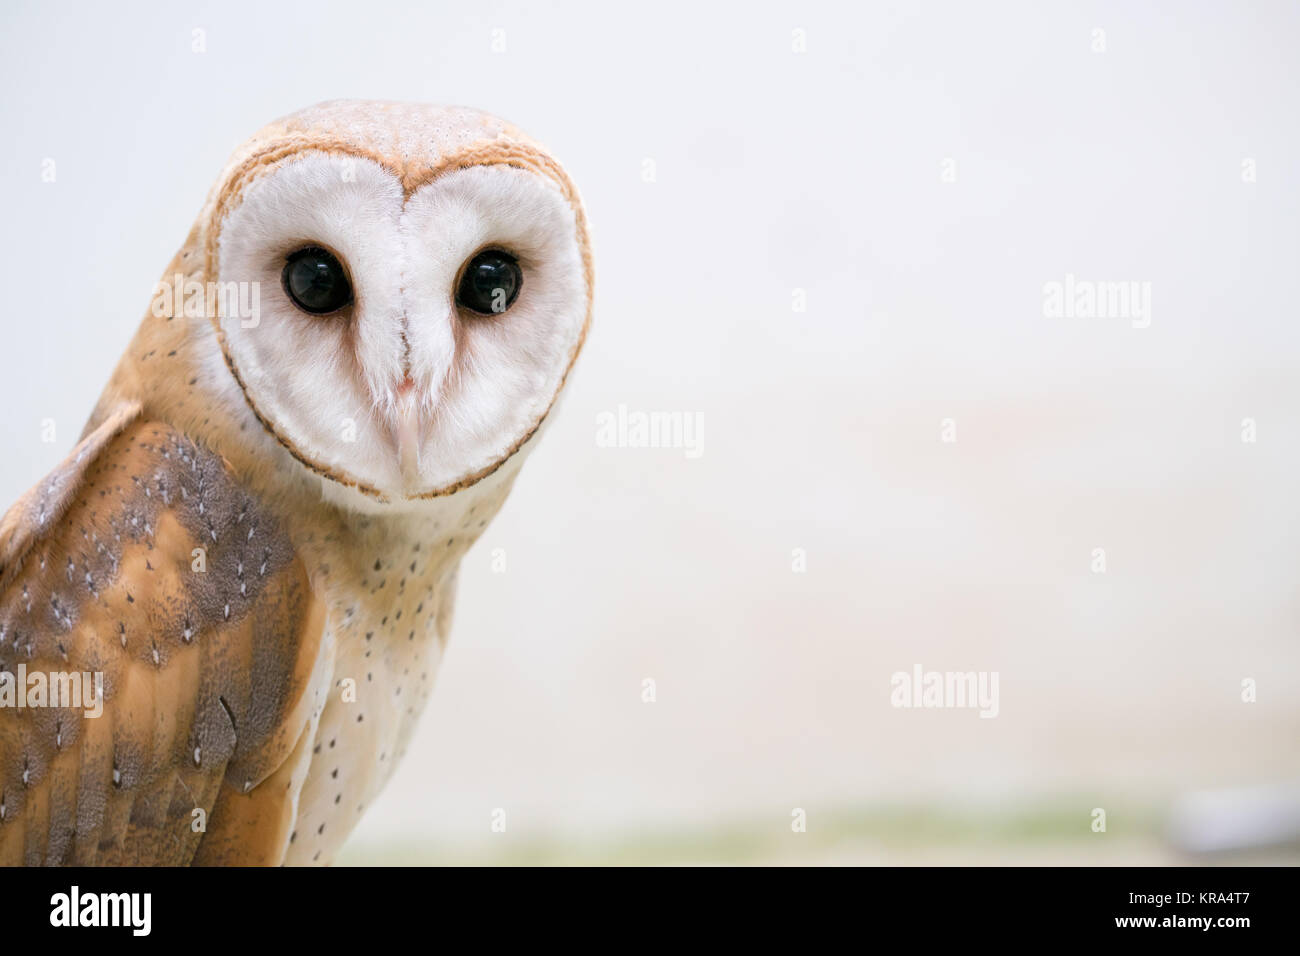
0;101;592;865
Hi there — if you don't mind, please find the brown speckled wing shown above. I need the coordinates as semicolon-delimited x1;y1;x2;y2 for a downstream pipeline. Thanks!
0;410;325;865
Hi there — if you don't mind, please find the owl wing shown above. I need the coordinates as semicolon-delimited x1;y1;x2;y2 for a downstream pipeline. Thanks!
0;404;328;865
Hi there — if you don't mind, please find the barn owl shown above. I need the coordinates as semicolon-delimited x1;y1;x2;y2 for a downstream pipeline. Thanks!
0;101;592;865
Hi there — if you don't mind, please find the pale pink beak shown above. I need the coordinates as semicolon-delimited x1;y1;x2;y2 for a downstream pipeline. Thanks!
391;377;424;488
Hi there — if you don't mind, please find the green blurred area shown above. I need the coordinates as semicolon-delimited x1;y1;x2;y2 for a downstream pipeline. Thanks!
335;798;1300;866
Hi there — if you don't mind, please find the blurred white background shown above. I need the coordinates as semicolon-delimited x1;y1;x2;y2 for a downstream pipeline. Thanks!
1;0;1297;863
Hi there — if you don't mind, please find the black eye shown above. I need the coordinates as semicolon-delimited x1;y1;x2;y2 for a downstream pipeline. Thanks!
282;246;353;315
456;250;522;315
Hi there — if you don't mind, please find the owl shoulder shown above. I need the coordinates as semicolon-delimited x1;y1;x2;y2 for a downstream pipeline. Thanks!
0;405;327;865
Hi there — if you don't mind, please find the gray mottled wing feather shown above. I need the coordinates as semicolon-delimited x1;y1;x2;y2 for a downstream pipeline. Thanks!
0;410;325;865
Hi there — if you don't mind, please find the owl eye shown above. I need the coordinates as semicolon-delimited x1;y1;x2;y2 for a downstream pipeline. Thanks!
456;250;522;315
282;246;353;315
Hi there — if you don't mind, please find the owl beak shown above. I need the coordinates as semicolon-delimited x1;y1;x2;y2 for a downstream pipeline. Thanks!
391;380;424;489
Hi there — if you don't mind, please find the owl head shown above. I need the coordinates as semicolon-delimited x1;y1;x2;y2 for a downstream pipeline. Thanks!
185;100;591;512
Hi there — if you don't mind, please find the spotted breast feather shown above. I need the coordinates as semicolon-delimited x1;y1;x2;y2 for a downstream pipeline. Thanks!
0;405;326;865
